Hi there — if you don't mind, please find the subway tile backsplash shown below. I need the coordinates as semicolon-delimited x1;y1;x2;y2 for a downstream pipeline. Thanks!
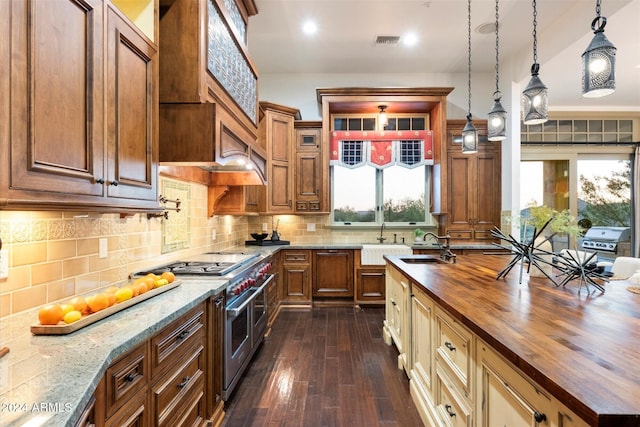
0;177;418;317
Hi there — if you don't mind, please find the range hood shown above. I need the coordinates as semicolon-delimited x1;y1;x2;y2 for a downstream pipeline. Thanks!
159;103;266;185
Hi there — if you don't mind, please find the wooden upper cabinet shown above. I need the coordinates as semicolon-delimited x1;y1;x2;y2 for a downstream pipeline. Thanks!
158;0;263;186
1;0;160;212
258;102;300;214
106;4;158;203
444;120;501;243
294;121;326;213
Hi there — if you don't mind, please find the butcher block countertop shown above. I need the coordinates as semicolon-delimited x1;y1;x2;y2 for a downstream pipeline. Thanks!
385;254;640;427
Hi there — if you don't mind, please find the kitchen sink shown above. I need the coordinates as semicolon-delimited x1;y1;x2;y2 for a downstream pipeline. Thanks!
400;256;446;264
361;244;413;265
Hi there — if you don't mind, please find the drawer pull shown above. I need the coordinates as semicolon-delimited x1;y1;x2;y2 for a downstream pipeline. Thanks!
177;330;190;341
177;376;191;388
445;404;456;417
444;341;456;351
534;411;547;423
124;372;136;382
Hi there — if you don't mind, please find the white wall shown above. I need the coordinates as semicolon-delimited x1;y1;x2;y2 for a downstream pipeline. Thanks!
256;72;495;121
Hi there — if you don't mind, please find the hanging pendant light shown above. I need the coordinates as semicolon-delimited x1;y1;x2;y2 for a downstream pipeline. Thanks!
378;105;388;130
488;0;506;141
582;0;616;98
522;0;548;125
462;0;478;154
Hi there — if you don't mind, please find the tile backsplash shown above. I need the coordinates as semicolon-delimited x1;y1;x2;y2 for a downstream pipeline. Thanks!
0;178;248;317
0;176;430;317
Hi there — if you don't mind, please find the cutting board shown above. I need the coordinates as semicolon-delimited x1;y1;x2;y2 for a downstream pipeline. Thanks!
30;280;181;335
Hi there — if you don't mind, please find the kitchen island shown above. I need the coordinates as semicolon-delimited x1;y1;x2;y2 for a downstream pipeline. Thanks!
384;253;640;427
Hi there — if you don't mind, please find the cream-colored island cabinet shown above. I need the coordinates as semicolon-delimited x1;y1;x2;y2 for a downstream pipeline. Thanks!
383;265;411;373
385;261;594;427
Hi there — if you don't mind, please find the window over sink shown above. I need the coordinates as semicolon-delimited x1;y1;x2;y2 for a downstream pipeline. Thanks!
330;114;436;227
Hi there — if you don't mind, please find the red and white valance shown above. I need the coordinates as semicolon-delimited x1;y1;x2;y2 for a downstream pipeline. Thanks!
329;130;433;169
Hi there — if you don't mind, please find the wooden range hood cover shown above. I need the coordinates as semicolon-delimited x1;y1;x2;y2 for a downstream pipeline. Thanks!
159;103;266;185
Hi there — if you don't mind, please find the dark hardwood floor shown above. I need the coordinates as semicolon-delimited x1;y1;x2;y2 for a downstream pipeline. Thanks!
221;306;425;427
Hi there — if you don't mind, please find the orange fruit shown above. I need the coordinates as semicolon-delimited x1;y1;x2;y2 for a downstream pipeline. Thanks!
161;271;175;284
136;281;149;294
60;304;75;316
86;293;109;313
105;292;116;307
136;276;155;291
69;296;88;314
128;284;140;297
146;273;159;281
38;304;64;325
103;286;120;294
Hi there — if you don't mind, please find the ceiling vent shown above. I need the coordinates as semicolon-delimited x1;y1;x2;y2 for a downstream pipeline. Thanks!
374;35;401;47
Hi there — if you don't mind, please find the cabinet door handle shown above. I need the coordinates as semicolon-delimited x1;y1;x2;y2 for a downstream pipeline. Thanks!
108;180;119;187
445;404;456;417
177;376;191;388
124;372;136;382
94;178;105;184
288;200;292;207
444;341;456;351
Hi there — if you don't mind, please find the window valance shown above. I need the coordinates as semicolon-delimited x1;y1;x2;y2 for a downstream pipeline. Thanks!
329;130;433;169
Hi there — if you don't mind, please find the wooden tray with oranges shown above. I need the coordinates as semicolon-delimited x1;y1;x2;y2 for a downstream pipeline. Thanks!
30;278;181;335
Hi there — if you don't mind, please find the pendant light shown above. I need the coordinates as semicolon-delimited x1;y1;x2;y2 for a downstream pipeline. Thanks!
582;0;616;98
487;0;506;141
378;105;388;130
522;0;548;125
462;0;478;154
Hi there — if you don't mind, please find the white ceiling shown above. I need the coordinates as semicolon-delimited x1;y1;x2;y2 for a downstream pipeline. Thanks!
247;0;640;111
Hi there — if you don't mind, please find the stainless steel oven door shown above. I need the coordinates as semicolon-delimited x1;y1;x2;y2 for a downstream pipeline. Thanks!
252;274;272;347
224;291;253;396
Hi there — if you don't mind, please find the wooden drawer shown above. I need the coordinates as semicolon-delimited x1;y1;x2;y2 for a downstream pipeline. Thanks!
435;367;473;427
282;250;311;263
159;373;206;427
152;345;205;426
151;304;205;379
435;306;473;397
105;341;149;418
446;230;473;240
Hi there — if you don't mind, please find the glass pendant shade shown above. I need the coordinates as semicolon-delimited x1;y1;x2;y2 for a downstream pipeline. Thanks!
461;115;478;154
378;105;388;129
487;97;507;141
582;18;616;98
522;64;548;125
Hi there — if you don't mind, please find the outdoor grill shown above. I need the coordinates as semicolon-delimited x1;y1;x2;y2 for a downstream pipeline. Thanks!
581;226;631;259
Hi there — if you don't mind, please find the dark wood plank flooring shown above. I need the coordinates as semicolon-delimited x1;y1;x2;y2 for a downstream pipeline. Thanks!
221;306;424;427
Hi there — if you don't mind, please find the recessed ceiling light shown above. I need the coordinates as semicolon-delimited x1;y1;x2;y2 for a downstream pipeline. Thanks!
302;20;317;35
403;32;418;47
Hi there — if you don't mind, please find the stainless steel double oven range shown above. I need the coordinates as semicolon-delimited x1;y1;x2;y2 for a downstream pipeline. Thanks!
138;251;274;400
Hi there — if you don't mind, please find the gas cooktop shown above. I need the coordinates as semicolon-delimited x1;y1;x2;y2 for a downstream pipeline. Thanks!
137;252;261;277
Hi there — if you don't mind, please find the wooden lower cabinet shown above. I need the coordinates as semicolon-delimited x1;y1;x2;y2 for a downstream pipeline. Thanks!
386;264;590;427
206;294;225;426
280;250;312;304
355;267;386;304
313;250;353;298
89;301;216;427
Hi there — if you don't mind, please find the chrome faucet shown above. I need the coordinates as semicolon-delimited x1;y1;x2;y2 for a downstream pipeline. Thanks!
423;232;457;263
377;222;387;243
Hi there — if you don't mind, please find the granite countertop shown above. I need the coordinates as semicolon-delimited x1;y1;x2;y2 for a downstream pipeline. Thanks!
385;254;640;426
0;279;227;427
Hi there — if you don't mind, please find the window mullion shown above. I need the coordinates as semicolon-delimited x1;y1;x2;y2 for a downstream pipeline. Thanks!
376;169;384;223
